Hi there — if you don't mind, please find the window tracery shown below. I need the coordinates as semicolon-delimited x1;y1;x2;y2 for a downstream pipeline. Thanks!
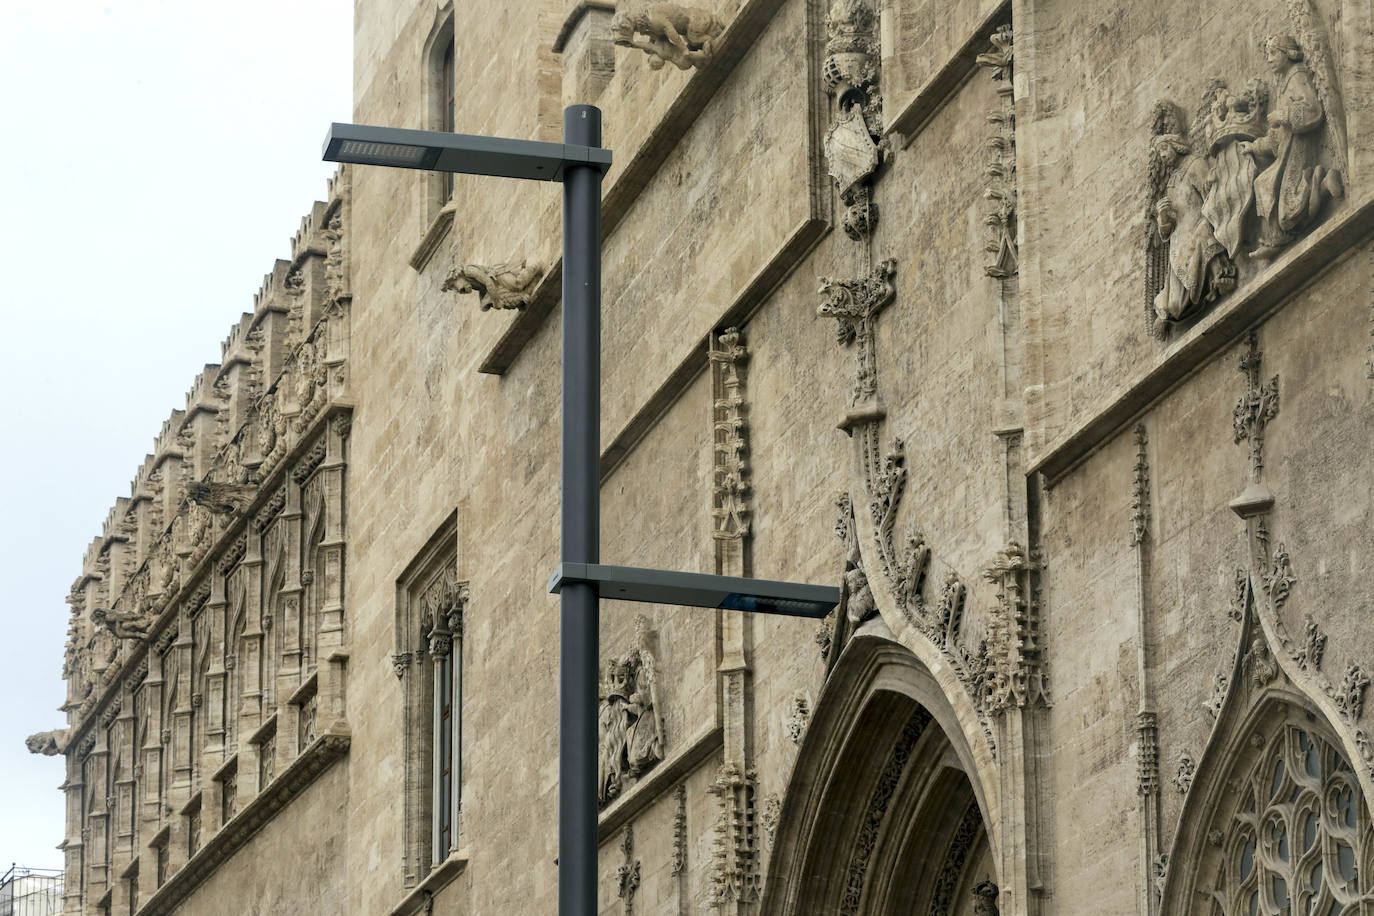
1209;724;1373;916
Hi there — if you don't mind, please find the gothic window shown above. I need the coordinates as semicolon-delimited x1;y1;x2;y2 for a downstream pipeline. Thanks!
1208;724;1373;916
422;8;456;221
395;513;466;885
440;41;455;202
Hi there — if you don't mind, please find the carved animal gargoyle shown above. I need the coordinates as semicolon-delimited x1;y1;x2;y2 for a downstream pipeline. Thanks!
442;261;543;311
610;2;725;71
91;607;152;643
186;480;256;516
26;728;70;756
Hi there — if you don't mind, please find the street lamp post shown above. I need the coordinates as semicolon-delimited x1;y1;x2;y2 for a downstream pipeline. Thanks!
323;104;839;915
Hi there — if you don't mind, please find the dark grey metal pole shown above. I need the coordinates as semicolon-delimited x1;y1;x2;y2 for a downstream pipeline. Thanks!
559;103;601;916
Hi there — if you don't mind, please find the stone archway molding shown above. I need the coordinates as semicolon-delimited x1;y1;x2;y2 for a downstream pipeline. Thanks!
760;626;998;915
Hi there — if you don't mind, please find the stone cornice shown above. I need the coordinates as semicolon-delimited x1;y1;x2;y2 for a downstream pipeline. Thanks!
134;730;350;916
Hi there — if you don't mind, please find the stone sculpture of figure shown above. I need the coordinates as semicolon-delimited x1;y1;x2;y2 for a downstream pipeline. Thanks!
1148;130;1236;325
843;539;876;626
597;622;665;804
91;607;152;642
1247;33;1344;259
186;480;257;516
26;729;69;756
442;260;543;311
610;2;725;71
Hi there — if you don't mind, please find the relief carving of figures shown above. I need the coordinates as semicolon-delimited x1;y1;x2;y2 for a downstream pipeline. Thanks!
1143;2;1346;336
598;616;665;805
610;2;724;71
823;0;882;238
442;260;544;311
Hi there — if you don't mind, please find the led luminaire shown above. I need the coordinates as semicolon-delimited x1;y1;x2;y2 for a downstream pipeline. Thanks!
322;122;612;181
548;563;840;619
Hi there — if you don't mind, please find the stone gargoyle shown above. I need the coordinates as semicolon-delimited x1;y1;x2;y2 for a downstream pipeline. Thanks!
610;2;725;71
91;606;152;642
186;480;257;516
26;728;70;756
442;261;544;310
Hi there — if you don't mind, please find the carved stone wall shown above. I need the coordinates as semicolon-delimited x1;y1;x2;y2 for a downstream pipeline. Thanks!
30;0;1374;914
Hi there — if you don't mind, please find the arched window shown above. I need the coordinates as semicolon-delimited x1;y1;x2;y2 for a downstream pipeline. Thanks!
1207;723;1372;916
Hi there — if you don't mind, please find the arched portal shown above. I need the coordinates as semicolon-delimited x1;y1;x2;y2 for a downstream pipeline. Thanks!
762;626;1000;916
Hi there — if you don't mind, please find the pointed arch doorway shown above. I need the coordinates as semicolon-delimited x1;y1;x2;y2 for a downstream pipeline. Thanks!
762;627;1001;916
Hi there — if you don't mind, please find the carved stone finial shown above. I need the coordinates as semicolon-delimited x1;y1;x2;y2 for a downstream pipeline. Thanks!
611;2;724;71
443;261;543;311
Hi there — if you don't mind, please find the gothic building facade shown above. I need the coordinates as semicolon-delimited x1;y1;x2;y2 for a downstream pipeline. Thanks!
28;0;1374;913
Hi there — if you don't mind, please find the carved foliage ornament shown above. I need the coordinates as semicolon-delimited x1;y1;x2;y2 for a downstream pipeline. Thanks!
817;258;896;406
1143;1;1346;337
708;763;758;906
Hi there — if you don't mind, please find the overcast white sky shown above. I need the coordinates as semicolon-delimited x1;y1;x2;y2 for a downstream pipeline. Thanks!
0;1;353;871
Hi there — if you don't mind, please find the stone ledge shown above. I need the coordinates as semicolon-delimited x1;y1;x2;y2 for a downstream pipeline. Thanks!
1029;193;1374;485
598;724;723;844
409;201;456;272
134;730;350;916
477;0;792;376
386;850;470;916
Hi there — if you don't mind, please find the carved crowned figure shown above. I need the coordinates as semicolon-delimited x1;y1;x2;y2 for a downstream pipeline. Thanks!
1146;102;1236;327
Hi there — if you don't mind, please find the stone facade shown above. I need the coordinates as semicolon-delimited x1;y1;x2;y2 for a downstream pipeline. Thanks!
30;0;1374;913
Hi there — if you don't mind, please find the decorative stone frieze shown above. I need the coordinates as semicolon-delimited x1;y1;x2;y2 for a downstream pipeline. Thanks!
927;802;986;916
442;261;544;311
611;2;724;71
616;826;641;915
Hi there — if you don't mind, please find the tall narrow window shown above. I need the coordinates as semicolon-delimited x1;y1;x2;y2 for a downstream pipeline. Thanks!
394;513;466;886
441;42;455;203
